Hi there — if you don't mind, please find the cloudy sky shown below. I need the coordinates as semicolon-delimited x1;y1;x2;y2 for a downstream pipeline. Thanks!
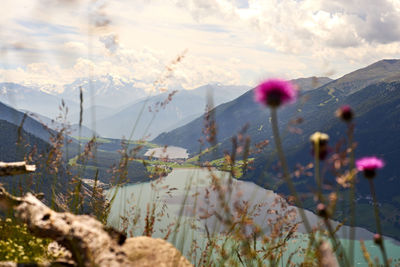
1;0;400;92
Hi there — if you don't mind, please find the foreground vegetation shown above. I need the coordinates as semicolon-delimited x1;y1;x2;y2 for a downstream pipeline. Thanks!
1;71;400;266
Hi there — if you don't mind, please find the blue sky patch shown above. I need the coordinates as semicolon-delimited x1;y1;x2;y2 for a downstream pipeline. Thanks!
235;0;249;8
183;23;230;33
15;19;79;35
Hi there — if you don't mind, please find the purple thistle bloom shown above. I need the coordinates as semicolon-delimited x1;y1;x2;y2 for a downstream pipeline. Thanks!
356;156;384;179
373;233;383;245
336;105;353;122
255;79;297;108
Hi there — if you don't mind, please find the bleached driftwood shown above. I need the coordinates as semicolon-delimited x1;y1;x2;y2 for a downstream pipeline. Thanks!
0;161;36;177
0;189;192;266
0;161;192;267
0;188;131;266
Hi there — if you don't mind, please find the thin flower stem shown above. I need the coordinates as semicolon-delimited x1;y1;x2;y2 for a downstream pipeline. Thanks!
368;179;389;267
314;141;350;266
313;144;323;202
347;123;356;267
269;108;312;234
323;218;350;267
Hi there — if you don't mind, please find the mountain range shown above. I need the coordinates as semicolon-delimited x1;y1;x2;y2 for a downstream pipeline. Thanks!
0;96;147;205
95;84;251;139
23;111;98;138
60;74;147;109
0;82;80;121
0;78;251;139
152;59;400;238
153;60;400;154
2;59;400;238
153;75;334;153
0;99;54;142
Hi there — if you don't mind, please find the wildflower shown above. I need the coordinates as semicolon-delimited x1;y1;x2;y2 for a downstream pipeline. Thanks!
316;203;329;218
310;132;330;160
254;79;297;108
336;105;353;122
356;156;384;179
373;233;382;245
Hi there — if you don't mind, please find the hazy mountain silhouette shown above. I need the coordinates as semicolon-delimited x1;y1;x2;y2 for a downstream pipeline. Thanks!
152;60;400;238
95;84;250;139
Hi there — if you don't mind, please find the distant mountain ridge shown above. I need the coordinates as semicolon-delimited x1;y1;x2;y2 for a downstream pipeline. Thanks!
319;59;400;96
153;61;400;153
60;75;148;109
0;100;53;142
94;84;251;139
23;111;98;138
292;77;332;91
152;59;400;238
1;78;252;140
0;82;79;120
0;99;81;160
0;117;76;204
0;99;146;203
153;76;334;153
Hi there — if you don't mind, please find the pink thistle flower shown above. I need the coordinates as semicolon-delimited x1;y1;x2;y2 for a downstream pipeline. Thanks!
316;203;329;218
336;105;353;122
254;79;297;108
373;233;383;245
356;156;384;179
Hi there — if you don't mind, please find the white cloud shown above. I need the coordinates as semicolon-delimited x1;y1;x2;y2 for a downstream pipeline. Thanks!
173;0;400;51
99;34;119;53
173;0;237;21
0;42;245;93
1;0;400;93
64;41;87;51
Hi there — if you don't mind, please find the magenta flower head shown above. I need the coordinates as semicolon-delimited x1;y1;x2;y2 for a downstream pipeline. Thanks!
373;233;383;245
356;156;385;179
255;79;297;108
336;105;353;122
316;203;329;218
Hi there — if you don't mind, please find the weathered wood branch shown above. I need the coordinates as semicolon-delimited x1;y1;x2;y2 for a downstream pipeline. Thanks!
0;187;192;267
0;187;129;266
0;188;192;266
0;161;36;177
0;161;192;266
